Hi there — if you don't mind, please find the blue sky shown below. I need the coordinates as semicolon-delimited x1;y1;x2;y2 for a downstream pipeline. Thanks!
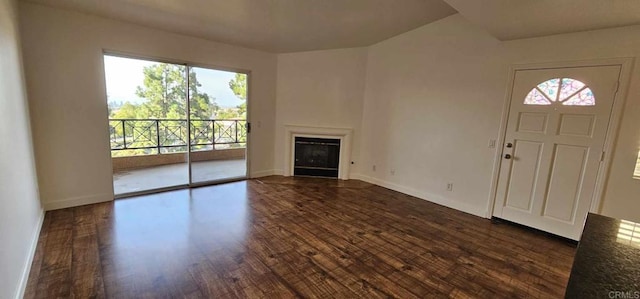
103;55;243;108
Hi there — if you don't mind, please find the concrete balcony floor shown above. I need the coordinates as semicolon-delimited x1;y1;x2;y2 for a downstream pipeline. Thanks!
113;159;246;195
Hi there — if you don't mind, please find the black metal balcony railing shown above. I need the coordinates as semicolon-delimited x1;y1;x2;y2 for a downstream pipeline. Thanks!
109;119;246;153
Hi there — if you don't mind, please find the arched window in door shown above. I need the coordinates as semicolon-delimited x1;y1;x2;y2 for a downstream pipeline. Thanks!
524;78;595;106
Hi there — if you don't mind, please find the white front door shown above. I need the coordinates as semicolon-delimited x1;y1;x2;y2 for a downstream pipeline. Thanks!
493;65;620;240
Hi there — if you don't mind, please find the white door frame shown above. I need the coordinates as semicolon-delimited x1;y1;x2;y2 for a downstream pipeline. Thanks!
486;58;634;219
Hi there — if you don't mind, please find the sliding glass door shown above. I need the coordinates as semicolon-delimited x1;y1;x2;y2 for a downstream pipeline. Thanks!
105;55;189;196
188;67;247;185
104;55;248;197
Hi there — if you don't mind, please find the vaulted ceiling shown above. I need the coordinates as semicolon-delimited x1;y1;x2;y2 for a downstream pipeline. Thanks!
20;0;457;53
443;0;640;40
20;0;640;53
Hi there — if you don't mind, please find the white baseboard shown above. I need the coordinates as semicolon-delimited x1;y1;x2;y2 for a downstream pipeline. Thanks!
43;193;113;211
250;169;284;178
15;208;45;299
350;173;487;218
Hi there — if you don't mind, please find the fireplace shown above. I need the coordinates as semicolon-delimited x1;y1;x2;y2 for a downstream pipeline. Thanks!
283;125;352;180
294;137;340;178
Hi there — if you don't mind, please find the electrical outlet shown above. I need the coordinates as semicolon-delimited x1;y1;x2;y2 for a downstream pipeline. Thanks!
372;165;376;172
447;182;453;191
488;139;496;148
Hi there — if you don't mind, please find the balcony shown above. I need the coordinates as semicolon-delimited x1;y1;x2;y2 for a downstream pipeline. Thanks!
109;118;247;195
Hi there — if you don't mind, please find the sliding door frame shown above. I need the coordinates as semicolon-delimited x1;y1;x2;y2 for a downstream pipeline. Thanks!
186;64;250;187
104;50;251;198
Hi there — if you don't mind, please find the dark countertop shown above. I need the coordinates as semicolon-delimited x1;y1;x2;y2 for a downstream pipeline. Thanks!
565;213;640;298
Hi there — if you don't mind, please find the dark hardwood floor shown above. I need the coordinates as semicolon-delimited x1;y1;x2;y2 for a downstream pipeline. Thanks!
24;176;576;298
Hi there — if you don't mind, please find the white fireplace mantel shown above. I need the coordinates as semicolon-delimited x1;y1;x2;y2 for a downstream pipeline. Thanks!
283;125;353;180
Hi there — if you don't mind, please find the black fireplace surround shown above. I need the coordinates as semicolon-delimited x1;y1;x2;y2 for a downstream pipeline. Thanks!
293;137;340;178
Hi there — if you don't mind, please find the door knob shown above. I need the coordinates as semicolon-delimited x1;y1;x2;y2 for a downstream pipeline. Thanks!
504;154;512;159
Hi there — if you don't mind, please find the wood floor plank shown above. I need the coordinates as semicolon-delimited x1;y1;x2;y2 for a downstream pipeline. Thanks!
24;176;576;298
70;205;106;298
33;209;74;298
22;212;51;299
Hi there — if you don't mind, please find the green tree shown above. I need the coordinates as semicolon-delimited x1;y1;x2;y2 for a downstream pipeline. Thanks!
215;107;243;119
228;73;247;115
134;64;183;118
110;63;216;119
111;102;140;119
187;70;219;119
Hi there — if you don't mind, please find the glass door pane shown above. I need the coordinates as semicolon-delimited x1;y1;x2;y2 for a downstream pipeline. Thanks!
188;66;247;184
104;55;189;196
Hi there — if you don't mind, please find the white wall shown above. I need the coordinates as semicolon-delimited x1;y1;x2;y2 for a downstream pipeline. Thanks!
359;15;506;217
0;0;44;298
19;3;278;210
359;14;640;222
274;48;367;175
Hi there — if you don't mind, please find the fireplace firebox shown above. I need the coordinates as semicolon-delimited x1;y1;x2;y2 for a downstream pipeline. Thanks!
294;137;340;178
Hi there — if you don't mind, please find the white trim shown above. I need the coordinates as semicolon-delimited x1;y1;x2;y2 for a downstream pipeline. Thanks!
186;66;193;185
244;71;252;183
485;64;518;219
487;57;635;218
15;209;45;299
590;59;634;213
250;169;283;178
44;193;113;211
351;174;487;218
283;125;353;180
508;58;632;72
